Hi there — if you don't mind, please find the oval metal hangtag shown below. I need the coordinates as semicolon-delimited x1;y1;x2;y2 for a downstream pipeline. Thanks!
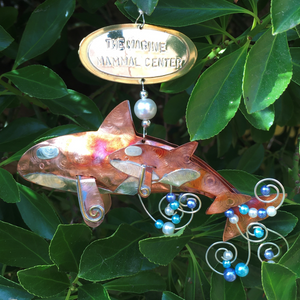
79;24;197;84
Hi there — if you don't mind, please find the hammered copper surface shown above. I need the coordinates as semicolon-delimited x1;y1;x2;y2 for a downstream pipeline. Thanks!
17;101;279;240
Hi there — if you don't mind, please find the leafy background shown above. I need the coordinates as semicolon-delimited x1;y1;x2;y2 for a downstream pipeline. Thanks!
1;0;300;299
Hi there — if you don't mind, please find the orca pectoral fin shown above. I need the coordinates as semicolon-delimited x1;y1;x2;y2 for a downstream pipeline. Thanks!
76;175;111;228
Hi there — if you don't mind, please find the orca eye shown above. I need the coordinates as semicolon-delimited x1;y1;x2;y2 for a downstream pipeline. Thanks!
36;146;59;160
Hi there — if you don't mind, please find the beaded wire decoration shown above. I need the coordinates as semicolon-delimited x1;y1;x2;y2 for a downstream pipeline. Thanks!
205;178;289;282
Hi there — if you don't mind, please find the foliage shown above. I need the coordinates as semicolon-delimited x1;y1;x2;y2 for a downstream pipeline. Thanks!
0;0;300;299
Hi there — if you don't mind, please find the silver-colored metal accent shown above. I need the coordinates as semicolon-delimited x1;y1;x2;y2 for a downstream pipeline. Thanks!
114;177;139;195
205;242;238;276
110;159;158;180
254;178;285;209
24;173;77;191
76;175;104;223
256;229;289;262
110;160;142;177
138;194;157;223
159;169;200;187
138;164;151;197
36;146;59;160
125;145;143;156
135;9;145;29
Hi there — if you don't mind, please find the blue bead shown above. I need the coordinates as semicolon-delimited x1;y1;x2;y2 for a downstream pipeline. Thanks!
257;208;267;219
264;249;275;260
179;193;187;203
172;214;181;224
239;204;249;215
254;227;264;238
223;268;236;282
166;193;176;202
224;209;234;218
261;185;270;196
235;263;249;277
223;260;231;268
155;219;164;229
170;201;180;210
187;199;197;209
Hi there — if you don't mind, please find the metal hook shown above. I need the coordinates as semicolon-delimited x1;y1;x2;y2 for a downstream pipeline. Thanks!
135;9;145;29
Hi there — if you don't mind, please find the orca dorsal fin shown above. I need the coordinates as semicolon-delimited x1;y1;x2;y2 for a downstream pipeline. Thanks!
171;141;198;158
98;101;136;137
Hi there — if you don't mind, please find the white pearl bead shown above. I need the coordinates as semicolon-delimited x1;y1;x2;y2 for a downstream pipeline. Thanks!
134;98;157;120
267;206;277;217
229;214;239;224
162;222;175;235
249;208;258;218
223;250;233;261
165;206;175;216
268;260;275;264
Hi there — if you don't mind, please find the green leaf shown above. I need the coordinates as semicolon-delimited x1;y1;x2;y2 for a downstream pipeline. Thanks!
0;220;51;268
0;7;18;29
78;0;109;14
211;272;246;300
237;144;265;173
163;93;189;124
187;44;248;140
106;207;143;226
262;211;298;237
217;124;232;157
0;95;16;115
239;101;274;130
132;0;159;16
78;283;111;300
0;168;20;203
139;230;192;265
290;47;300;86
184;257;210;300
274;90;294;126
160;60;205;94
147;124;166;139
0;275;34;300
0;117;49;153
262;262;297;300
0;124;83;167
18;265;69;298
3;65;68;99
123;0;249;27
162;291;185;300
280;234;300;277
49;224;92;272
271;0;300;34
251;125;276;143
41;90;103;130
0;25;14;51
15;0;75;66
17;184;61;240
243;29;292;113
79;224;148;281
218;169;258;195
104;271;166;293
178;21;224;39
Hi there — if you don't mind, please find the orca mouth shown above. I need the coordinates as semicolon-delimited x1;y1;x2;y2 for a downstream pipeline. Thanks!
24;173;77;192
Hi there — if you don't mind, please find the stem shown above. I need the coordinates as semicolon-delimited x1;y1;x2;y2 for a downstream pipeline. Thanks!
186;244;197;262
205;35;213;45
290;134;300;199
65;275;79;300
244;9;260;24
0;78;47;109
1;264;6;276
89;82;114;99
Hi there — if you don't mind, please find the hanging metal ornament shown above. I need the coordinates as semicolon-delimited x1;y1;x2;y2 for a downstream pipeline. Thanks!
17;8;288;266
